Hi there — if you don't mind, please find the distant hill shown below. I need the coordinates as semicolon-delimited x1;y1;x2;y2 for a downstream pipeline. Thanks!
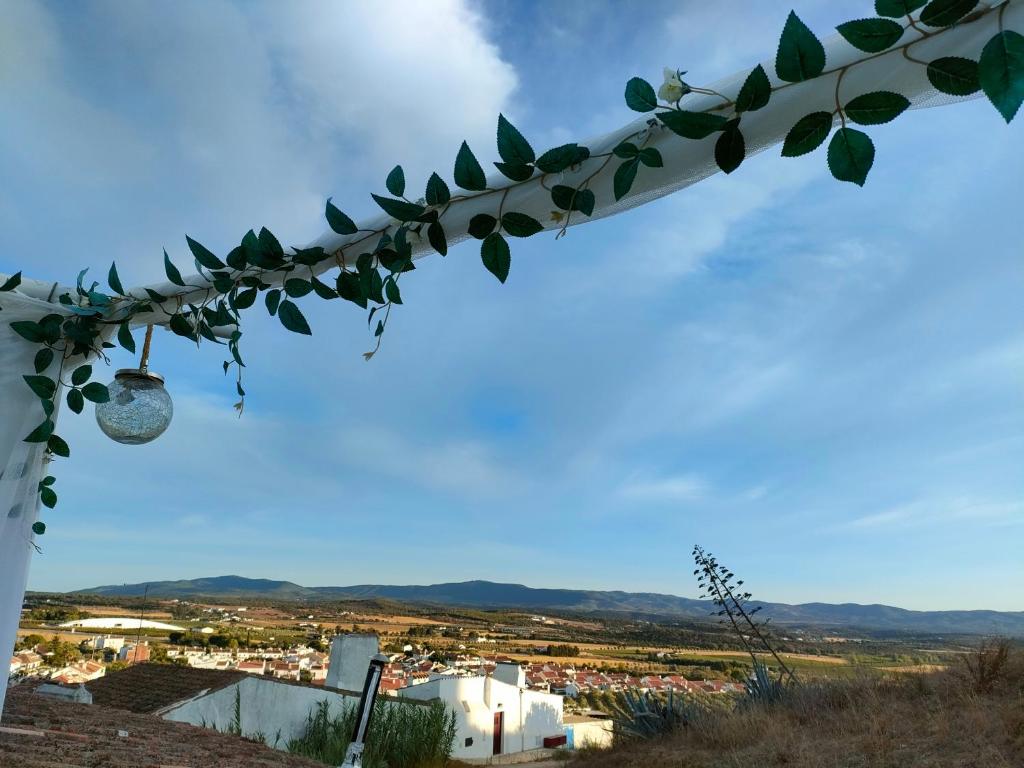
70;576;1024;636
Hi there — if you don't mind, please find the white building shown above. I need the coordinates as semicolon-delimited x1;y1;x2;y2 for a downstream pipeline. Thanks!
398;662;564;761
58;617;184;631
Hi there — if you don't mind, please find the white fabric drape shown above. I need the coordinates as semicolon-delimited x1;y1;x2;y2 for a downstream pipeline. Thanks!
0;293;72;717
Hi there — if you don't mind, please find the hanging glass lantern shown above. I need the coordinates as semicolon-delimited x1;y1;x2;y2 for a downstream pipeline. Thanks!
94;368;174;445
94;326;172;445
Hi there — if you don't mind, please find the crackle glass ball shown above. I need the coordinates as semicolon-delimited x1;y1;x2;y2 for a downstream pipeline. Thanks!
94;369;173;445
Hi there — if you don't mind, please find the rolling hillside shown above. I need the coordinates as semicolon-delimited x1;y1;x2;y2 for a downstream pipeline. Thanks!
70;576;1024;635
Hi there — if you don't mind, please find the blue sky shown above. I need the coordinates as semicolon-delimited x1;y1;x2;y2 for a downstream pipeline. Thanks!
2;0;1021;610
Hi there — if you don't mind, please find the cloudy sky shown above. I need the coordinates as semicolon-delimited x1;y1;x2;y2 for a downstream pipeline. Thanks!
3;0;1021;610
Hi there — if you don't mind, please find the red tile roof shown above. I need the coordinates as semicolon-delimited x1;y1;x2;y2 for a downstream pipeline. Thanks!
0;682;323;768
85;663;247;714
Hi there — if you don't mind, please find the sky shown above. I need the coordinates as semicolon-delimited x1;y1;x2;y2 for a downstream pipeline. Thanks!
2;0;1021;611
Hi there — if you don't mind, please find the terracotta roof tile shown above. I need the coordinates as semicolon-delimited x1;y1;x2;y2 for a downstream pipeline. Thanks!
85;664;247;714
0;682;323;768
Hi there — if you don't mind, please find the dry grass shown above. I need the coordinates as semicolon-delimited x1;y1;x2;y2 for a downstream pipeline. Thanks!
571;642;1024;768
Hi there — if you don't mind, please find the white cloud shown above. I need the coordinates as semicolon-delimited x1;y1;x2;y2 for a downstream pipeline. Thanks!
845;497;1024;531
619;472;708;502
337;427;522;499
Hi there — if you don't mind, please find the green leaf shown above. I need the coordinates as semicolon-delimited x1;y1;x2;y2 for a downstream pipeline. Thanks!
386;165;405;197
169;313;197;340
66;388;84;414
776;11;826;83
736;65;772;112
371;194;425;222
233;287;258;310
336;272;367;308
494;162;534;182
550;186;595;216
875;0;926;16
70;365;92;386
501;212;543;238
625;77;658;112
278;300;312;335
781;111;834;157
638;148;663;168
574;189;596;217
658;111;728;139
844;91;911;124
293;247;328;266
47;433;70;458
613;158;639;201
10;321;44;343
427;222;447;256
385;277;402;304
535;144;590;173
468;214;497;239
41;475;55;487
496;114;535;164
33;348;54;374
33;519;49;532
144;288;167;304
920;0;978;27
613;142;639;159
326;199;358;235
39;489;56;511
81;382;110;403
481;233;511;283
107;263;125;295
225;245;247;271
163;249;185;286
23;375;56;400
454;141;487;191
0;272;21;292
24;419;54;443
186;236;225;270
715;123;745;174
265;289;282;316
836;18;904;53
425;173;451;206
979;30;1024;123
311;276;338;300
827;127;875;186
284;278;313;298
258;228;284;261
117;322;136;353
927;56;980;95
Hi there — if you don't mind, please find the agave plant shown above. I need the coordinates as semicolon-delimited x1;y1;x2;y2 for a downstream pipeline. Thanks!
745;660;787;706
612;689;703;739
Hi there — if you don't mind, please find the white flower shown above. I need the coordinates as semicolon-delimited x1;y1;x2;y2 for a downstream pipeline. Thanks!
658;68;688;103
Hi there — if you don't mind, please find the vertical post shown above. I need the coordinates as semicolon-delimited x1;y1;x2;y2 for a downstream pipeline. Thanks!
339;653;388;767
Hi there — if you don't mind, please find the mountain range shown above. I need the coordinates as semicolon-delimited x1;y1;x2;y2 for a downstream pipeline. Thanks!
70;576;1024;636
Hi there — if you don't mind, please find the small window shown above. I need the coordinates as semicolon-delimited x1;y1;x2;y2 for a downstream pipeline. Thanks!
465;737;474;747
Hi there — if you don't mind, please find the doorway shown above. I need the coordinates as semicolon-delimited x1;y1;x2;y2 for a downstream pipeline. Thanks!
492;711;504;755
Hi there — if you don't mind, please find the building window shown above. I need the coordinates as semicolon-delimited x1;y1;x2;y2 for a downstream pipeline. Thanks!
465;737;473;747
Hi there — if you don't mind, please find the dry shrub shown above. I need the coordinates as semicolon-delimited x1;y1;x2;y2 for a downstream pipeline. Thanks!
963;638;1013;693
572;645;1024;768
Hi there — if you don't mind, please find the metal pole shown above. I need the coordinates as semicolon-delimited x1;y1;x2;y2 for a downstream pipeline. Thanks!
340;653;388;767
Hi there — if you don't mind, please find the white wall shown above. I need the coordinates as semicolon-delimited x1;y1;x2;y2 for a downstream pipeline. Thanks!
325;633;378;692
399;676;563;760
163;676;358;748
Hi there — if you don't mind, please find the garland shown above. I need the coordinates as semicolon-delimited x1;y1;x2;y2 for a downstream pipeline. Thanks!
1;0;1020;527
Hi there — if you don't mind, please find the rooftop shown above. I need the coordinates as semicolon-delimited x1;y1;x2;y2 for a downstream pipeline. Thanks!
86;663;247;714
0;682;324;768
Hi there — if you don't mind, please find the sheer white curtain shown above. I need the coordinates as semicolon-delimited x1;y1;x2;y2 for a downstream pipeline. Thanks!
0;292;70;717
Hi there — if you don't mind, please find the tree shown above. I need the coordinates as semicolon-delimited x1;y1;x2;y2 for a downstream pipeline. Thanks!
18;634;44;651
